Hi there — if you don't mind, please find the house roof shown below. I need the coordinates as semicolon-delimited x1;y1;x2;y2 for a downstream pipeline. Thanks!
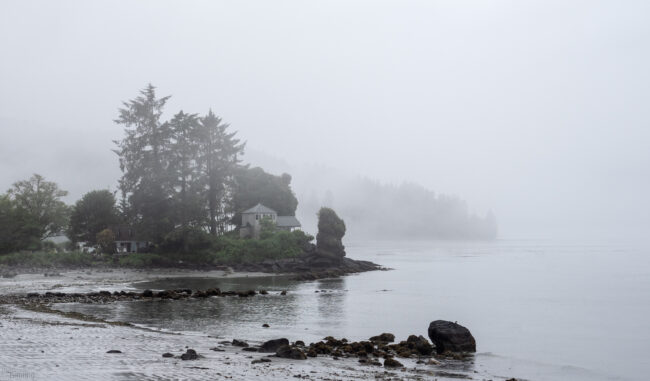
242;203;277;215
276;216;301;228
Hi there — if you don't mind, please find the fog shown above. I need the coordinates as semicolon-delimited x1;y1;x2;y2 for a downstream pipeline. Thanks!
1;0;649;240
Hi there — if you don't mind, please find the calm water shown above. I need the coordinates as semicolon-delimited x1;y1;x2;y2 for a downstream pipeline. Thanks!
58;239;650;380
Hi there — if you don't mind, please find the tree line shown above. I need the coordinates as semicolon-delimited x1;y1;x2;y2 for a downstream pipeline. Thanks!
0;85;299;255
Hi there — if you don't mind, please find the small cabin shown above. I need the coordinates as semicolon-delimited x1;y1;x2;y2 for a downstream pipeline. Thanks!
240;203;301;238
111;225;149;253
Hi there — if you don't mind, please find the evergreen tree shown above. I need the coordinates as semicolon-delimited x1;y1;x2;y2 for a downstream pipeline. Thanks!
114;84;174;243
197;110;245;235
167;110;204;250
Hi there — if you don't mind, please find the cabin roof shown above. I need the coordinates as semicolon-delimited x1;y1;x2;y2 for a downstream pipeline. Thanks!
276;216;301;228
242;203;277;215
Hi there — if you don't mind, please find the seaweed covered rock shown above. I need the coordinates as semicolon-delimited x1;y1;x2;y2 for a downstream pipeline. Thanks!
406;335;434;355
428;320;476;353
369;333;395;343
276;345;307;360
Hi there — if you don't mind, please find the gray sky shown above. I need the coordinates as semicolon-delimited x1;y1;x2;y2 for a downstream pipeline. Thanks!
1;0;649;240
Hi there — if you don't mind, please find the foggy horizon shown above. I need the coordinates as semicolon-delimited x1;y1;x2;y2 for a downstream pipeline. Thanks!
2;1;649;240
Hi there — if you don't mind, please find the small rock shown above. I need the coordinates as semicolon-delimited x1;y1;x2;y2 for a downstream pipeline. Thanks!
180;349;199;360
209;347;224;352
232;339;249;347
242;347;258;352
106;350;122;354
262;323;270;328
162;353;174;358
384;358;403;367
280;290;287;295
259;338;290;352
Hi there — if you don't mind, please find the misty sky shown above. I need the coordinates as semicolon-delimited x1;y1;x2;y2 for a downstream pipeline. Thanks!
1;1;649;240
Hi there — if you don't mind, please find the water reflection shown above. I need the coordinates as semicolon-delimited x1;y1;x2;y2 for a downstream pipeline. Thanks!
56;275;354;344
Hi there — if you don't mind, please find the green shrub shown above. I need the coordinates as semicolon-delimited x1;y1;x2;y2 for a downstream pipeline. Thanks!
0;251;94;267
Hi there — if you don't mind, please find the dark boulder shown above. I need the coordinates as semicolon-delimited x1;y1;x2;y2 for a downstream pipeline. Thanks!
180;349;200;360
162;352;174;358
276;345;307;360
259;338;290;353
407;335;434;355
106;350;122;354
142;289;154;297
428;320;476;354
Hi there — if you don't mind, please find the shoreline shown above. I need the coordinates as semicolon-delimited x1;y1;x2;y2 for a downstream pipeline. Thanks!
0;265;490;381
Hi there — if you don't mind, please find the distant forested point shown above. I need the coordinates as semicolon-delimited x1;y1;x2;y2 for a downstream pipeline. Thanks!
298;178;497;240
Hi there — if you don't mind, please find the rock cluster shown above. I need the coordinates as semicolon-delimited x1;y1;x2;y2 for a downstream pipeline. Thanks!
233;255;381;281
0;287;290;305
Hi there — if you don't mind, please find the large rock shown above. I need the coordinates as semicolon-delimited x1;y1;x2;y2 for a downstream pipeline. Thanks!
259;338;289;353
427;320;476;353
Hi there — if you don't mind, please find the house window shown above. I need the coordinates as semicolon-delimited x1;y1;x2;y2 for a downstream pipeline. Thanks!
256;214;259;220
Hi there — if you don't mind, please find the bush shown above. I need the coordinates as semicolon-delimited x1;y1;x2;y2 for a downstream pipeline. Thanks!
0;251;95;268
210;229;313;264
159;227;214;253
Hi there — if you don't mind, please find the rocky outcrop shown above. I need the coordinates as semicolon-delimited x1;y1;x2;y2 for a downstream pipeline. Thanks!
428;320;476;354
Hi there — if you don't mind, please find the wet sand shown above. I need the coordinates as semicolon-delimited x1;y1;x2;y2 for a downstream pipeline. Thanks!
0;305;440;380
0;268;271;295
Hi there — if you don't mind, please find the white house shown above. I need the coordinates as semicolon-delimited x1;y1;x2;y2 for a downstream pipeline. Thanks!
239;203;301;238
111;225;149;253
